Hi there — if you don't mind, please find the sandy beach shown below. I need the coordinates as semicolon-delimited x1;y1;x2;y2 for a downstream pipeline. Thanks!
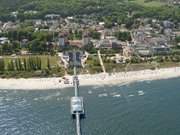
0;67;180;90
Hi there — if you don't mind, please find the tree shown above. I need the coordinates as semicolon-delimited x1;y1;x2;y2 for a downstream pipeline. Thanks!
12;41;21;52
0;46;3;55
0;59;5;71
2;44;13;54
90;31;101;40
83;42;94;52
131;56;141;63
74;30;82;40
47;57;51;70
36;57;42;70
125;18;134;29
15;59;20;71
115;31;131;41
29;39;47;53
7;60;15;71
18;58;23;71
175;36;180;44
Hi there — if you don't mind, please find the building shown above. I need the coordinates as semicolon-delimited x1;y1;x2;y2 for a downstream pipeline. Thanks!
59;34;65;47
20;39;29;48
45;14;60;19
151;45;170;55
11;11;18;18
24;10;38;15
69;40;83;48
98;39;112;49
134;45;152;57
173;0;180;5
111;40;123;53
2;22;17;31
0;37;10;44
164;28;175;41
162;21;174;29
123;46;134;57
82;34;90;46
63;51;85;67
133;30;146;43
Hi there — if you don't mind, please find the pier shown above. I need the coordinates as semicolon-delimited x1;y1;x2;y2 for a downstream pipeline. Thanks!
70;51;85;135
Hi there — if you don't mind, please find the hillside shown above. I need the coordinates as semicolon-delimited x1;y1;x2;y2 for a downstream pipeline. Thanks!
0;0;166;14
0;0;179;21
0;0;131;18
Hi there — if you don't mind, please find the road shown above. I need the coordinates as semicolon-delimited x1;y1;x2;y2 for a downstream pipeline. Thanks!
97;50;106;73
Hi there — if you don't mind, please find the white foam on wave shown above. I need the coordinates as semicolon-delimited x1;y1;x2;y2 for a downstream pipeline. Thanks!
2;90;8;93
112;94;121;98
110;92;121;98
33;92;61;101
98;93;108;97
41;95;52;101
103;89;107;91
88;90;92;94
128;94;135;97
55;92;61;96
138;91;145;96
5;98;12;102
92;86;101;89
33;98;39;101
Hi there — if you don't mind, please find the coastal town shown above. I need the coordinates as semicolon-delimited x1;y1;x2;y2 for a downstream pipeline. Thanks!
0;8;180;89
0;15;180;77
0;0;179;79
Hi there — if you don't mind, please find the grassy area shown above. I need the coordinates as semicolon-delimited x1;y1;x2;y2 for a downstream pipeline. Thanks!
101;55;180;73
0;55;65;78
159;62;180;68
104;61;155;73
2;55;59;70
104;62;180;73
129;0;165;7
80;55;102;74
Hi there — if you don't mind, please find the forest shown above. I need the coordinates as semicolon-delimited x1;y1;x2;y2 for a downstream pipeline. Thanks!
0;0;179;21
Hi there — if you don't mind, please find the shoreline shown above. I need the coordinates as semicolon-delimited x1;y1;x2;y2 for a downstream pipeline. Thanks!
1;67;180;90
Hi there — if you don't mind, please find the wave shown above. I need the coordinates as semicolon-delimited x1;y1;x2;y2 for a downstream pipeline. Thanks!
98;93;108;97
138;91;145;96
112;94;121;98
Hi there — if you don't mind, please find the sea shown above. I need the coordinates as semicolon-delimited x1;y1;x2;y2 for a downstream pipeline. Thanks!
0;77;180;135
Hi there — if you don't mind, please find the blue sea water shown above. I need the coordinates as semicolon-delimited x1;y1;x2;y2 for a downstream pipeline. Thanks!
0;78;180;135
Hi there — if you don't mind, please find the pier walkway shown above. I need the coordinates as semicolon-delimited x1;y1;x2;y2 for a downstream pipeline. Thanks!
70;52;85;135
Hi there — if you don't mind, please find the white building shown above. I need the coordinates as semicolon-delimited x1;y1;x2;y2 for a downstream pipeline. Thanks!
82;35;90;46
0;37;10;44
59;34;65;47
